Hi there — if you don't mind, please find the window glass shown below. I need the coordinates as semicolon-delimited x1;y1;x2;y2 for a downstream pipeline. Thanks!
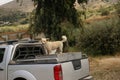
0;48;5;63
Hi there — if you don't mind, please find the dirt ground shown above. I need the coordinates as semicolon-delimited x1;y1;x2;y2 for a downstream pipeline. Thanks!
89;55;120;80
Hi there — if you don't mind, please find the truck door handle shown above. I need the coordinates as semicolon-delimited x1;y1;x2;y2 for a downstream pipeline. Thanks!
0;68;4;71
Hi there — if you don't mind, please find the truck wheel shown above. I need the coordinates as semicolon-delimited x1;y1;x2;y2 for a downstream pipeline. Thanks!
14;78;26;80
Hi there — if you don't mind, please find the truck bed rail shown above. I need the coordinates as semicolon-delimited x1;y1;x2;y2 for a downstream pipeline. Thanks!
11;53;87;64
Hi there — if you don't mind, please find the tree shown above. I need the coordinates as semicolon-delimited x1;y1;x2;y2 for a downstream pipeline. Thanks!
29;0;88;39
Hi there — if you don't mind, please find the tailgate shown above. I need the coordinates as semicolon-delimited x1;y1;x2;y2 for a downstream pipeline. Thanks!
61;56;90;80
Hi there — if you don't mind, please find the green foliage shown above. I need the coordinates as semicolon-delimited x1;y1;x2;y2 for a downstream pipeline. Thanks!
29;0;87;39
114;1;120;14
19;18;29;24
99;7;110;16
0;9;27;26
79;16;120;56
78;0;88;4
57;21;82;46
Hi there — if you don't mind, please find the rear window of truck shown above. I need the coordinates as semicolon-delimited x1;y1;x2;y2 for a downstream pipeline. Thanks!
13;45;46;60
0;48;5;63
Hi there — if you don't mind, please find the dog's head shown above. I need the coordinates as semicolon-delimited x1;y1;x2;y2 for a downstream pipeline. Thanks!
40;38;49;44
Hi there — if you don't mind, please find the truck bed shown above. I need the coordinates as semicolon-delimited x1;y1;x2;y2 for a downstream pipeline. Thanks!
9;52;91;80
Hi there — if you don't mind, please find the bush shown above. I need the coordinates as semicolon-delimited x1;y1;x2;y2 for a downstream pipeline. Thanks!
78;16;120;56
114;1;120;14
19;18;29;24
99;7;110;16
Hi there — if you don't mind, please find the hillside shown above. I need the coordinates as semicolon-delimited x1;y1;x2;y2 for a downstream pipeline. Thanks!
0;0;119;26
0;0;119;13
0;0;34;12
0;0;118;12
87;0;119;10
0;0;35;26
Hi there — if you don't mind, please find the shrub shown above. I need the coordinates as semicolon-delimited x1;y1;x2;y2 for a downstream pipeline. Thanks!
114;1;120;14
100;7;110;16
50;21;82;52
78;16;120;56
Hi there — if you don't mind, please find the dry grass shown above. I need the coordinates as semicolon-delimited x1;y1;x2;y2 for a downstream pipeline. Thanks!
84;14;120;23
0;24;29;33
0;24;29;40
90;55;120;80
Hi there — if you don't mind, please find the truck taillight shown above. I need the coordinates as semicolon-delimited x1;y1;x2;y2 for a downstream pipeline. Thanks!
54;65;63;80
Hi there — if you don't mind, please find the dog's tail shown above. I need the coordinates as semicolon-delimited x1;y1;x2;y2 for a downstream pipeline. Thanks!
62;35;67;42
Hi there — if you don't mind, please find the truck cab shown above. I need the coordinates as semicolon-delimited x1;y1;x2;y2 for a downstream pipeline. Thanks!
0;45;13;80
0;46;6;80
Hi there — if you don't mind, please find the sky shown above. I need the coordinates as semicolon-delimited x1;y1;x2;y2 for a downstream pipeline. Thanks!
0;0;13;5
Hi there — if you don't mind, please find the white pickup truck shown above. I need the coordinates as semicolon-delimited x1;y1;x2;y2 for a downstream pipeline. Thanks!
0;40;93;80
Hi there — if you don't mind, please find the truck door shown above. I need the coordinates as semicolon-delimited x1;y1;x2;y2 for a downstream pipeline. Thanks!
0;48;6;80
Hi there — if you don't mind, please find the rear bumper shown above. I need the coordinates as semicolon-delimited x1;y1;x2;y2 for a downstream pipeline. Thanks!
82;76;93;80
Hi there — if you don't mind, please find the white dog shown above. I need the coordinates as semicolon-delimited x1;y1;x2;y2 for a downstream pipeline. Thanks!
40;35;67;55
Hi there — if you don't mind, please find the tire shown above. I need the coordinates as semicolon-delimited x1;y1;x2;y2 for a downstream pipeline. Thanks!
14;77;26;80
